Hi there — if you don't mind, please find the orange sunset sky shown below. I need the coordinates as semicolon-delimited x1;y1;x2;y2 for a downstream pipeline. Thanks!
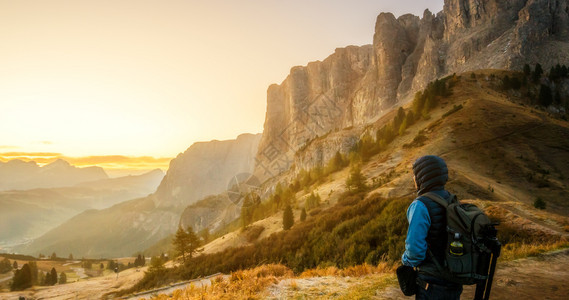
0;0;444;174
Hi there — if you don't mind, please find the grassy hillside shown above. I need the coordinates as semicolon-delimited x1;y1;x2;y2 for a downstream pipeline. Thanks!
115;69;569;297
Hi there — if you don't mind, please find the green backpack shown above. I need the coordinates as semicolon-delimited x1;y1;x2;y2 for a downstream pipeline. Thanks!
422;192;498;285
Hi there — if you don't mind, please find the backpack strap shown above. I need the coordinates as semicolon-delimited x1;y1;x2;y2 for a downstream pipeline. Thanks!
421;192;457;208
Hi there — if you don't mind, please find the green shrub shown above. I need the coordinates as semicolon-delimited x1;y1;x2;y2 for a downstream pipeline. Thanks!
533;197;546;209
346;166;367;193
442;104;463;118
305;192;321;210
243;225;265;242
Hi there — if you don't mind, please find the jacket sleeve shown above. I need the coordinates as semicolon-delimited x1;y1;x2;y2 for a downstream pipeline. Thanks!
401;199;431;267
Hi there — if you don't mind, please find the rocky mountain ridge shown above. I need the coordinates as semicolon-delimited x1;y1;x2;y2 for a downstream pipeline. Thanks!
254;0;569;181
0;159;108;191
18;134;262;257
155;133;261;208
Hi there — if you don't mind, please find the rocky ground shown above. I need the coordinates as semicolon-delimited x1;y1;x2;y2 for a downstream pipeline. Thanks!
264;249;569;300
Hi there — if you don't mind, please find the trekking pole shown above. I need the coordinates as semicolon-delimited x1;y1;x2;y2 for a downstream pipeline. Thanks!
483;239;501;300
473;256;489;300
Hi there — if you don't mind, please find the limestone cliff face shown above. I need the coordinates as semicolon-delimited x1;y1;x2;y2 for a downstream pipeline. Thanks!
255;0;569;180
155;133;262;208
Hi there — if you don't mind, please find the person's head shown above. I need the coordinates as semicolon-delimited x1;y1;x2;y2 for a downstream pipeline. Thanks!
412;155;448;194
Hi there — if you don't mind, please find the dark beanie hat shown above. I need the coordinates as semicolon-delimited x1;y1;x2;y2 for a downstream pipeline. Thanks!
412;155;448;195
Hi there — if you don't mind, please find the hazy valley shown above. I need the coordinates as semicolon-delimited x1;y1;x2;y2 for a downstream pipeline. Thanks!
0;163;164;252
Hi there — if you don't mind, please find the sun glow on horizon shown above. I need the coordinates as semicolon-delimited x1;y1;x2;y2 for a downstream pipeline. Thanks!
0;152;172;177
0;0;444;162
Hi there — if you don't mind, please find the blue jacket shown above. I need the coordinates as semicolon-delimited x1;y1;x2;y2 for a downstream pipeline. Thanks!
402;189;450;267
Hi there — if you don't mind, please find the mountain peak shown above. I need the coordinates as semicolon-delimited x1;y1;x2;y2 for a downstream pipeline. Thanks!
6;159;38;167
45;159;71;168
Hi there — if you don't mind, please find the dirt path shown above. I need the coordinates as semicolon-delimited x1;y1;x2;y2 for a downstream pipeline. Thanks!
125;273;226;300
379;249;569;300
266;249;569;300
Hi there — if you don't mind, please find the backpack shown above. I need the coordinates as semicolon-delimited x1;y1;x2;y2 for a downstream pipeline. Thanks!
421;192;497;285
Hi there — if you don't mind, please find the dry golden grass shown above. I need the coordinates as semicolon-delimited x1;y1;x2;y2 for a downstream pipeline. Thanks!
150;263;398;299
500;239;569;261
299;262;394;278
289;279;299;291
336;274;398;300
152;264;293;300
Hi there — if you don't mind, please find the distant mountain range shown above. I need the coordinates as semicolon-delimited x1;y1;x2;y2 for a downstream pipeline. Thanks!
14;134;261;258
0;168;164;253
0;159;107;191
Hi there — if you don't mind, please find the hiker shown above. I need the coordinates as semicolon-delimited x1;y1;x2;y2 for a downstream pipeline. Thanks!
402;155;463;299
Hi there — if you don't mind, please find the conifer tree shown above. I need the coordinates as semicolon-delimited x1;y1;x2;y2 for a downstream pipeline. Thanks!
49;267;57;285
406;110;415;127
422;96;433;118
173;226;202;262
283;204;294;230
44;272;51;286
149;256;165;272
549;66;556;80
393;107;405;130
502;75;511;90
305;192;321;210
173;226;190;262
135;254;144;267
240;192;260;228
28;261;38;285
300;207;307;222
399;118;408;136
412;91;425;115
0;257;12;273
59;272;67;284
346;165;367;193
523;64;531;76
326;151;345;174
11;263;32;291
186;227;202;260
533;63;543;83
539;84;553;106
